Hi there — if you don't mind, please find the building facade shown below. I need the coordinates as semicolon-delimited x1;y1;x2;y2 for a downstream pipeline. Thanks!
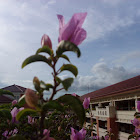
81;75;140;140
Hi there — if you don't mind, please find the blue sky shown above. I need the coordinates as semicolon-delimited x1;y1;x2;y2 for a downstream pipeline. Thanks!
0;0;140;98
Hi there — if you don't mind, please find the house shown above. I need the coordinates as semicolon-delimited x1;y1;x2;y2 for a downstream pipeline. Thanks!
81;75;140;140
2;84;27;101
0;95;13;104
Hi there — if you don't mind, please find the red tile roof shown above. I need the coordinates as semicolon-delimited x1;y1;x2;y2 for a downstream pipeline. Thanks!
0;95;13;103
2;84;26;93
80;75;140;101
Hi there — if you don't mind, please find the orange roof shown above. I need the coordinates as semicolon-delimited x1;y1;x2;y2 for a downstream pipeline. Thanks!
80;75;140;101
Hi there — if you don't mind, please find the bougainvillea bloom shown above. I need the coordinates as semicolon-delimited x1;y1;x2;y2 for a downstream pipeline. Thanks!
28;116;35;124
83;97;90;109
43;129;55;140
2;130;8;137
70;128;86;140
131;118;140;127
135;128;140;135
57;13;87;46
105;135;109;140
25;89;38;108
12;100;17;106
2;129;18;138
137;101;140;112
41;34;52;49
43;129;50;139
93;136;99;140
11;107;24;123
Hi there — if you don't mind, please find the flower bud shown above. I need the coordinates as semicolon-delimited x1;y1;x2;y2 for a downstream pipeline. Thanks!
12;100;17;106
58;126;61;131
41;34;52;49
25;89;38;108
83;97;90;109
33;77;40;91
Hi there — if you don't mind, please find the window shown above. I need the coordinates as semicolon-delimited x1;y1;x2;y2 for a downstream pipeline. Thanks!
115;99;135;111
99;120;107;129
118;122;134;134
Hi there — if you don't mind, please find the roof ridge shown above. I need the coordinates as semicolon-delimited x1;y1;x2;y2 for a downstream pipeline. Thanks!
14;85;23;92
1;84;15;89
80;75;140;100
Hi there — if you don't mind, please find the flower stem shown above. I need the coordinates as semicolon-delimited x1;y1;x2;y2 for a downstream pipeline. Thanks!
49;57;58;101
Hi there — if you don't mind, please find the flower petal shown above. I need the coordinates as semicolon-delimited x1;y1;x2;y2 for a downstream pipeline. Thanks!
11;107;18;118
59;15;77;42
57;14;65;33
79;128;86;138
70;28;87;45
137;101;140;111
57;12;87;46
72;13;87;29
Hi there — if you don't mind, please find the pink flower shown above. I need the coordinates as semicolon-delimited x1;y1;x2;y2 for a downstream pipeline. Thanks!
57;13;87;46
83;97;90;109
2;129;18;138
137;101;140;112
131;118;140;127
93;136;99;140
105;135;109;140
41;34;52;49
135;128;140;135
2;130;8;137
70;128;86;140
28;116;35;124
11;107;24;123
12;100;17;106
43;129;50;138
25;89;38;108
42;129;55;140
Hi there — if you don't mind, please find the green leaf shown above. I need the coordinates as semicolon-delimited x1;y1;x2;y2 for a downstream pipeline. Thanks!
22;55;51;68
0;109;12;120
16;109;37;121
59;54;70;62
42;100;64;112
40;81;53;90
56;40;81;57
55;77;62;85
8;135;26;140
58;94;85;126
62;78;74;90
0;89;14;97
18;95;26;107
60;64;78;77
36;45;53;56
134;112;140;117
128;134;135;139
0;103;11;109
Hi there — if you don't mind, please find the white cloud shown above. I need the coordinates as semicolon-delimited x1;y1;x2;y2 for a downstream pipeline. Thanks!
69;62;140;95
115;51;140;64
85;8;135;42
102;0;123;6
